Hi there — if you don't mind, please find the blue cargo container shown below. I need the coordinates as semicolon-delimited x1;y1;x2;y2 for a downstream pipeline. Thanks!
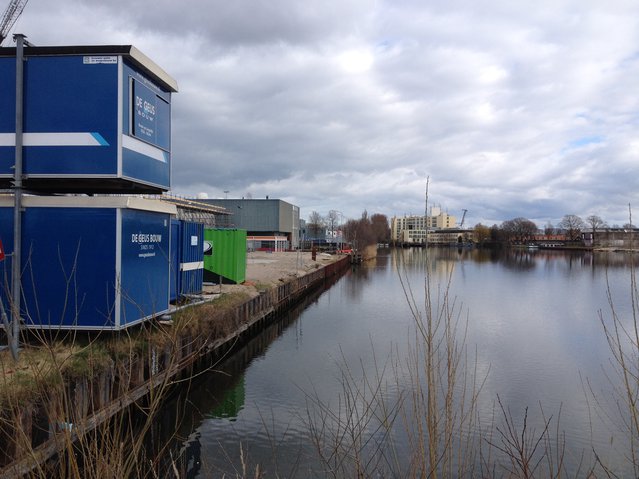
169;220;204;302
0;45;178;193
0;196;176;330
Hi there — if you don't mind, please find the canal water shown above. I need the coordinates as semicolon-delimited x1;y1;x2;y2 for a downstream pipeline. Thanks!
164;247;638;477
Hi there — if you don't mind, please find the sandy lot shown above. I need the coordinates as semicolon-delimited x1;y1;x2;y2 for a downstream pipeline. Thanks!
202;251;344;297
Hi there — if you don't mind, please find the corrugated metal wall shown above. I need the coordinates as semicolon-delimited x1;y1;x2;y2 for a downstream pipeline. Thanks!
170;220;204;301
170;220;180;302
179;221;204;296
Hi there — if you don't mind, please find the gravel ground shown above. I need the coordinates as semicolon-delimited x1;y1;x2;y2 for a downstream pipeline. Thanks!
202;251;344;298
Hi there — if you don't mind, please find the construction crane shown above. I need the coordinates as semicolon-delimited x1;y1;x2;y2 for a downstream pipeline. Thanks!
459;209;468;228
0;0;28;46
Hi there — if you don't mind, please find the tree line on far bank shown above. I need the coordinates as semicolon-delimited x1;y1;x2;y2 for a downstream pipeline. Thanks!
307;209;632;249
473;213;631;244
307;210;391;248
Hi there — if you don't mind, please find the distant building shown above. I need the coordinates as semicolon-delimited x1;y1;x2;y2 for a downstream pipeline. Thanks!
428;228;474;245
582;228;639;249
391;207;457;245
197;198;300;250
429;206;457;229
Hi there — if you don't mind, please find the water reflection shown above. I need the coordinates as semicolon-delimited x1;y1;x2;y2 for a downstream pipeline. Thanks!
152;248;638;477
391;246;637;274
146;274;345;477
207;376;245;420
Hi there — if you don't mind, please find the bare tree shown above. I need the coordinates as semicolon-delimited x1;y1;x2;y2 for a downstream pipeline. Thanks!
473;223;491;243
500;217;538;243
343;211;376;249
558;214;586;241
490;224;503;242
326;210;340;241
586;215;606;232
585;215;607;245
370;214;390;243
544;222;555;236
308;211;325;240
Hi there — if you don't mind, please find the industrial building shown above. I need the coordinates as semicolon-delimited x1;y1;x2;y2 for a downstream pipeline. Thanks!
197;198;300;250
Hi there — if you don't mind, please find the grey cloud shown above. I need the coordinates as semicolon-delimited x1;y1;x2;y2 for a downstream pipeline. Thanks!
12;0;639;225
41;0;377;47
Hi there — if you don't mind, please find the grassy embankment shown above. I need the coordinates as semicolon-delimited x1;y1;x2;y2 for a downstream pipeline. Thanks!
0;252;348;477
0;288;255;478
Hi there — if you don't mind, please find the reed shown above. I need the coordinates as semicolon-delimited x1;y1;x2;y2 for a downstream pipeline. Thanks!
588;258;639;476
300;248;611;478
0;320;191;477
300;249;488;477
396;248;485;477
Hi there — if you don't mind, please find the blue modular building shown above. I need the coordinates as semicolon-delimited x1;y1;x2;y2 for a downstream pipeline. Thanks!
0;196;177;330
0;45;178;193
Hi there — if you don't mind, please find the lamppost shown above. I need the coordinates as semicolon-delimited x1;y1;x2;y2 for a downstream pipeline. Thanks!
9;33;27;361
333;210;345;252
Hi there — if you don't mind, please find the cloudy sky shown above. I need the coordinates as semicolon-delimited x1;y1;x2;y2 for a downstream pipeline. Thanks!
7;0;639;227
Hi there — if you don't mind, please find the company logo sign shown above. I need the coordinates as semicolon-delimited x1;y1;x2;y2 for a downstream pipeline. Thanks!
131;78;170;151
131;232;163;259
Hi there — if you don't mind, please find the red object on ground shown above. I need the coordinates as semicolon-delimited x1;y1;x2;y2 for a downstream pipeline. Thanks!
0;238;4;261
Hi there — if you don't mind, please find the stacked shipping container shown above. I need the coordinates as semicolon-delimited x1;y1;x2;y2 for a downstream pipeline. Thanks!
0;196;175;329
0;45;206;330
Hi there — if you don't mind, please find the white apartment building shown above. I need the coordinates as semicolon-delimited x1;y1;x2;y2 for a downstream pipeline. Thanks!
391;207;457;244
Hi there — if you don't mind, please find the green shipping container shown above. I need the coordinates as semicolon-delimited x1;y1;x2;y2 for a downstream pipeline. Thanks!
203;228;247;284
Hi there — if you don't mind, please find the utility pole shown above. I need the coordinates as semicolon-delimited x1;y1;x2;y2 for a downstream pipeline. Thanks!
10;33;27;361
630;203;634;251
424;176;429;247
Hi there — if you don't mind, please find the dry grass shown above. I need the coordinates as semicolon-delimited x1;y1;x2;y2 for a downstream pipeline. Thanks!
0;342;87;408
0;321;193;477
0;290;253;403
175;291;253;340
0;251;346;477
0;285;262;477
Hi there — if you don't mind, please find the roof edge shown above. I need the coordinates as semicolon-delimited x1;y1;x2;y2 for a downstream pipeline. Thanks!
0;44;178;92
